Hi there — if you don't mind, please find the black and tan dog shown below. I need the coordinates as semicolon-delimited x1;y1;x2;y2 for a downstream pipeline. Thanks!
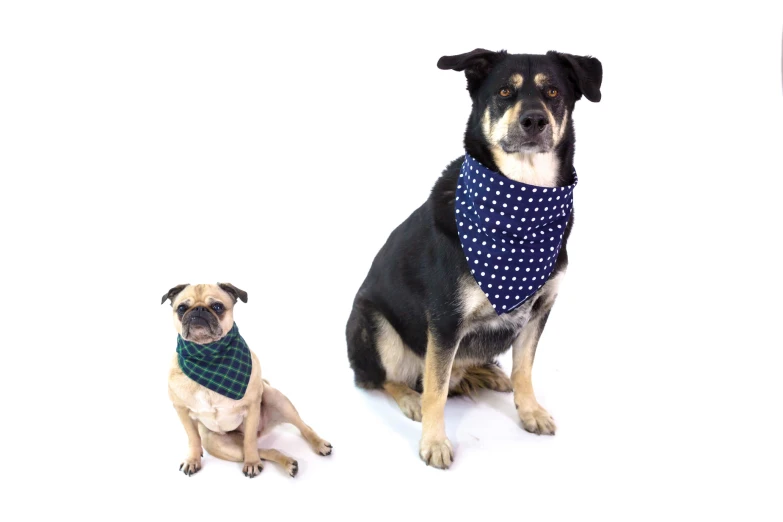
164;283;332;477
346;49;602;468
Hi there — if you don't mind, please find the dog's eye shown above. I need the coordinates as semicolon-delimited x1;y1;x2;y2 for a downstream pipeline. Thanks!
211;303;224;313
546;87;559;98
499;88;512;98
176;304;187;315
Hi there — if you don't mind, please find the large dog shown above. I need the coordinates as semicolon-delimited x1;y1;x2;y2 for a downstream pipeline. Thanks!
346;49;602;468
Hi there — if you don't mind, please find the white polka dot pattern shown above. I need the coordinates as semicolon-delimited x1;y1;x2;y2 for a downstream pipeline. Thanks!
455;153;577;315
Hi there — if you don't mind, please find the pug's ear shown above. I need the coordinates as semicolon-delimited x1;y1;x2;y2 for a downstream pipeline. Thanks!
217;283;248;304
161;284;189;305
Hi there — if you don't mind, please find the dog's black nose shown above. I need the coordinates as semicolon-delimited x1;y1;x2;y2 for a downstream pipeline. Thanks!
520;111;549;135
194;306;207;313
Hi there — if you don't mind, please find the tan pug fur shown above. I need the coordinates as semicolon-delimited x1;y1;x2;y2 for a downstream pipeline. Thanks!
163;283;332;478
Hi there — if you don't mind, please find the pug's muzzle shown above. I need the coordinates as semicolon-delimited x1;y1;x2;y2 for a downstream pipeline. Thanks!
182;306;222;339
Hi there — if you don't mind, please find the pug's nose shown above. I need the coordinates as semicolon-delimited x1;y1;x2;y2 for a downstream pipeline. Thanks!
193;306;207;314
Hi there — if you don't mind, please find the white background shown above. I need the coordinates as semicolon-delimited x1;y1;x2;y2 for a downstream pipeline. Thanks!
2;1;782;520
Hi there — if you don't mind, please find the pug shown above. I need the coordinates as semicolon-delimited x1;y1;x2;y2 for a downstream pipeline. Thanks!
163;282;332;477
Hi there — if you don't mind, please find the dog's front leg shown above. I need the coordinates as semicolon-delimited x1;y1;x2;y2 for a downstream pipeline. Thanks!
241;403;262;477
174;406;202;475
419;330;458;469
511;312;556;435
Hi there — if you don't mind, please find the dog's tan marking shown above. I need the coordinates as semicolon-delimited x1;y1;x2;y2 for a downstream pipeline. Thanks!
487;101;524;146
481;101;560;187
482;107;492;141
384;381;422;421
419;331;457;469
510;272;563;435
491;148;561;187
376;314;422;387
459;274;494;320
510;73;524;88
542;105;569;147
534;73;548;87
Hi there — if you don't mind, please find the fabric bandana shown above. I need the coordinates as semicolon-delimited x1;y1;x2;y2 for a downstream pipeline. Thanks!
176;323;252;400
455;153;576;315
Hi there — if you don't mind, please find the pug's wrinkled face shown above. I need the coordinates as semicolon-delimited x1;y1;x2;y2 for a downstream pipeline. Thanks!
162;283;248;344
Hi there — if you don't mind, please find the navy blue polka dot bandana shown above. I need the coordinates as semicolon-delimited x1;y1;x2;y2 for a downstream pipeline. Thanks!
455;153;576;315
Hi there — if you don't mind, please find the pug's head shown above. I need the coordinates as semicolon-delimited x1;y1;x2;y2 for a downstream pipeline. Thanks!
161;283;248;344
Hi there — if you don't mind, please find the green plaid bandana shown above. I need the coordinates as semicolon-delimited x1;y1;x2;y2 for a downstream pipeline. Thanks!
176;323;252;400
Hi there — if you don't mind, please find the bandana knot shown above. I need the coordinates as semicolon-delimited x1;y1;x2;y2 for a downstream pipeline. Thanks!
176;323;252;400
455;153;576;315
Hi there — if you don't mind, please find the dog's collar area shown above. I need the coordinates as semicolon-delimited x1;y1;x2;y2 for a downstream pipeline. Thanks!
176;323;252;400
463;153;577;192
455;154;576;315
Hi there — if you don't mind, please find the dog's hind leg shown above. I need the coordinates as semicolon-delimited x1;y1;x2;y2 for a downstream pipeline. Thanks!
449;361;513;396
257;448;299;477
198;423;246;462
383;381;422;421
260;384;333;457
197;423;299;477
371;313;426;421
348;304;426;422
346;301;387;390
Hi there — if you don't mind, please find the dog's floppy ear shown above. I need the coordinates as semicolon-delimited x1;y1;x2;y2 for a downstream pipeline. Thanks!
161;284;189;305
438;49;506;95
218;283;248;304
547;51;602;102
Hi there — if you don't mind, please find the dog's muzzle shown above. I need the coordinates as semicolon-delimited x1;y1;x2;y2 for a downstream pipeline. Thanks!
187;307;214;327
181;308;221;341
520;110;549;137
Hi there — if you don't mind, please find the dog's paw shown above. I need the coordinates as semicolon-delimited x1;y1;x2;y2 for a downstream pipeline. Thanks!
286;459;299;478
517;403;556;435
312;439;332;456
179;456;202;476
397;393;422;422
419;437;454;469
242;460;263;478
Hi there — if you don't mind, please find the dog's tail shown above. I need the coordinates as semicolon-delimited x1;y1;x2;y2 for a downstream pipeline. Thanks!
449;361;513;397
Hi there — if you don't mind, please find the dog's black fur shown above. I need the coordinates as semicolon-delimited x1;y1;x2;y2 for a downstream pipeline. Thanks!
346;50;601;410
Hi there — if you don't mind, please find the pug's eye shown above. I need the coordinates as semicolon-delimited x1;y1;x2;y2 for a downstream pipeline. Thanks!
176;304;187;315
211;303;224;313
499;88;512;98
546;87;559;98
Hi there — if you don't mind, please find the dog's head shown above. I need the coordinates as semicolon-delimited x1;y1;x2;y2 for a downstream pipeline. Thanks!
438;49;601;157
161;283;248;344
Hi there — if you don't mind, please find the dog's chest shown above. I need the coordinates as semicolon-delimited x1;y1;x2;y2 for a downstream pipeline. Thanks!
459;277;534;334
187;388;247;434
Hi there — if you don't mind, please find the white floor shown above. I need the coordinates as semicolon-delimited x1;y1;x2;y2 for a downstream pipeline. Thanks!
77;280;782;521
